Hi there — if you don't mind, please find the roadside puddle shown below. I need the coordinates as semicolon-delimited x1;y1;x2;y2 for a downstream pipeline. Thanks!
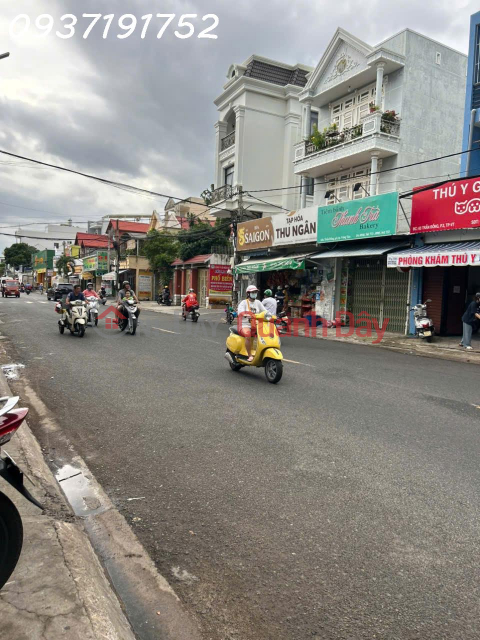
55;462;107;517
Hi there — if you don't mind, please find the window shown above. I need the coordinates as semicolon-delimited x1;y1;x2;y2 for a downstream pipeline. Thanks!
330;83;378;131
324;165;371;203
310;111;318;135
435;52;441;65
305;177;314;196
54;243;59;249
475;25;480;85
224;165;234;186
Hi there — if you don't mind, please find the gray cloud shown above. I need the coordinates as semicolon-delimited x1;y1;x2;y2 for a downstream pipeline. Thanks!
0;0;477;253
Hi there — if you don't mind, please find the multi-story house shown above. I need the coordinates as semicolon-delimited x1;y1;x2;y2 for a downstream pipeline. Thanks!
211;28;467;333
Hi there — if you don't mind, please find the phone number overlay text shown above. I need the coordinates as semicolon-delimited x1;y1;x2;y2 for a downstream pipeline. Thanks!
9;14;219;40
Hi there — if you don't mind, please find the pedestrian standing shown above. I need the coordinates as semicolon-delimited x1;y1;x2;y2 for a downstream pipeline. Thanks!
460;292;480;350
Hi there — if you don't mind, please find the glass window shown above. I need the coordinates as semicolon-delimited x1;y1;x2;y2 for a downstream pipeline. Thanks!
310;111;319;134
475;25;480;85
305;177;314;196
224;165;234;186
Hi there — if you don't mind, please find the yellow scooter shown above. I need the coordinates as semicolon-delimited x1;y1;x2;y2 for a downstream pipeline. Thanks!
225;312;284;384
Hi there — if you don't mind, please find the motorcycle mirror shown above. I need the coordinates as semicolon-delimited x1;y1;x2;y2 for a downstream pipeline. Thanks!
425;299;432;303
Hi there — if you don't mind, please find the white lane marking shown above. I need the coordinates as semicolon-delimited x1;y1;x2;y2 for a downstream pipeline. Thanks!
38;301;49;304
283;358;313;367
25;301;34;304
151;327;178;334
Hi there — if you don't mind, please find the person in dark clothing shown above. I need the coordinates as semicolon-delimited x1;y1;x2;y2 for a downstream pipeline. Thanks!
460;293;480;350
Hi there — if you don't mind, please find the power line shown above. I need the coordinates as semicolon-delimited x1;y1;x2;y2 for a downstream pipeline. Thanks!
246;193;291;212
246;145;480;194
0;148;234;216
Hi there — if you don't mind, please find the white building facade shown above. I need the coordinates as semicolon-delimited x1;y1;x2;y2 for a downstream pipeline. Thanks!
211;28;467;333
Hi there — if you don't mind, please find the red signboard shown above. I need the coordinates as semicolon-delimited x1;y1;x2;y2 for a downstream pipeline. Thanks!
411;177;480;233
208;264;233;297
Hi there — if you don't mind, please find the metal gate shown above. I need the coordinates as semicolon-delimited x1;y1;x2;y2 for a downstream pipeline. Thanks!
198;268;207;307
350;259;409;333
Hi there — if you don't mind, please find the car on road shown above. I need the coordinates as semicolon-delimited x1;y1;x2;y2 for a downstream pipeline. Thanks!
47;283;74;301
2;280;20;298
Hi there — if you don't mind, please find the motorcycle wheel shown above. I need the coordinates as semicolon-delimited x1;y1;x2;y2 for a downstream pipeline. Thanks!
94;318;98;327
264;359;283;384
0;492;24;591
425;335;432;343
78;326;85;338
59;324;64;334
130;318;137;335
157;298;161;305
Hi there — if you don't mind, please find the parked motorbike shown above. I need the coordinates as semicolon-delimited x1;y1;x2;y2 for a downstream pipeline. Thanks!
183;304;200;322
225;311;284;384
0;396;42;590
118;298;138;335
86;296;99;326
57;300;87;337
225;305;237;325
412;299;434;342
275;312;290;335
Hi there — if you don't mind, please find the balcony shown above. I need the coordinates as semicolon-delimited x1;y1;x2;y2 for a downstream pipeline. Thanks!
210;184;234;205
294;111;401;177
219;131;235;162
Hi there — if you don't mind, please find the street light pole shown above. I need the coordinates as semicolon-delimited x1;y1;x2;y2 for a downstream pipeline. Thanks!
0;53;10;61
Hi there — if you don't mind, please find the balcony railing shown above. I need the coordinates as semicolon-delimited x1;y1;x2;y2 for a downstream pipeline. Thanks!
221;131;235;151
303;114;400;158
210;184;234;204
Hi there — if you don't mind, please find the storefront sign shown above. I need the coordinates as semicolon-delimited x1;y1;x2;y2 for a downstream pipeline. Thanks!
411;177;480;233
138;273;152;297
237;218;274;252
65;245;80;258
235;255;306;274
83;256;97;272
271;207;317;246
387;249;480;268
33;250;54;270
96;251;108;274
317;192;399;242
208;264;233;298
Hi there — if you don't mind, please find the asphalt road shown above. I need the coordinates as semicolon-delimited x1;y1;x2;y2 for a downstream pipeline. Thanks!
1;294;480;640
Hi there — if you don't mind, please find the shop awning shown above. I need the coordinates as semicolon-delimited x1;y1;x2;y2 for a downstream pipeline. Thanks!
102;271;117;281
234;254;308;274
310;241;409;260
387;241;480;268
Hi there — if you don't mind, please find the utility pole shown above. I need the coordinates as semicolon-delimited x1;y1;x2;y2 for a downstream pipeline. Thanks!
232;185;246;307
115;219;121;293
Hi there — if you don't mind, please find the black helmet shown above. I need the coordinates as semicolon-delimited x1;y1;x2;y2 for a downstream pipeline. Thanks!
476;292;480;299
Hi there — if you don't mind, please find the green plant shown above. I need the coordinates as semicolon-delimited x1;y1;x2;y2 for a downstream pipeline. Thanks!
143;230;180;284
369;101;380;113
352;124;363;138
309;124;326;149
4;243;37;269
382;109;397;122
55;254;71;277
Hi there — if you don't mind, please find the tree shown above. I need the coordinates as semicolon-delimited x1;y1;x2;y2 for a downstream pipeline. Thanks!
178;218;230;262
4;243;37;269
55;255;72;278
143;230;179;286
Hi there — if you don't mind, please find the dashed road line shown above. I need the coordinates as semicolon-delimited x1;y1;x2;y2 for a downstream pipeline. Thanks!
151;327;178;334
283;358;313;367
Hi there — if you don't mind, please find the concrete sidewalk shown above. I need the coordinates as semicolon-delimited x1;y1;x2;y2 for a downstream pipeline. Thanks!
0;373;136;639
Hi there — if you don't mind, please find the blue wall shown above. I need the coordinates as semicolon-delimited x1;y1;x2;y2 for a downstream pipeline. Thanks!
461;11;480;177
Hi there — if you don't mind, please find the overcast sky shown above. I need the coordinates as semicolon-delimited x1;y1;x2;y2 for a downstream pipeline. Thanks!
0;0;477;254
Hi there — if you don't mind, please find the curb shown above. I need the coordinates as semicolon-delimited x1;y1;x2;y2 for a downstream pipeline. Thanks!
0;369;202;640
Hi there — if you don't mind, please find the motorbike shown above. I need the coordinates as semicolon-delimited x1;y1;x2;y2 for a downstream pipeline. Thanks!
225;305;237;325
0;396;42;590
183;304;200;322
57;300;87;337
99;291;107;305
412;299;434;342
156;292;172;306
275;312;290;335
86;296;99;326
225;311;284;384
118;298;138;335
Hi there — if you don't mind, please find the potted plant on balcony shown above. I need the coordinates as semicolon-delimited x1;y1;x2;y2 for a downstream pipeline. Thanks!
309;124;326;151
325;122;339;138
369;101;381;113
381;109;398;133
352;124;363;139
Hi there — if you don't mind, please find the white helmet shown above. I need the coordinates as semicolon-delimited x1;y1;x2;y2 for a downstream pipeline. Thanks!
246;285;258;293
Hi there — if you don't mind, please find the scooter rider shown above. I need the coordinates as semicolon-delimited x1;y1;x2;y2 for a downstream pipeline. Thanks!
275;285;285;313
83;282;99;298
117;281;141;318
262;289;277;316
182;288;198;318
162;285;171;303
66;284;85;315
237;285;267;362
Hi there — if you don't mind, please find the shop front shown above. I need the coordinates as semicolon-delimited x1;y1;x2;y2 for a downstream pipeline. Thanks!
314;192;410;333
387;241;480;335
33;250;54;286
172;254;231;307
81;251;109;290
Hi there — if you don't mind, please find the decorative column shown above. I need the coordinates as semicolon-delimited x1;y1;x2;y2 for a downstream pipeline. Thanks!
375;63;385;108
300;176;307;209
214;121;227;187
313;177;325;205
303;101;312;140
233;105;246;188
370;153;379;196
